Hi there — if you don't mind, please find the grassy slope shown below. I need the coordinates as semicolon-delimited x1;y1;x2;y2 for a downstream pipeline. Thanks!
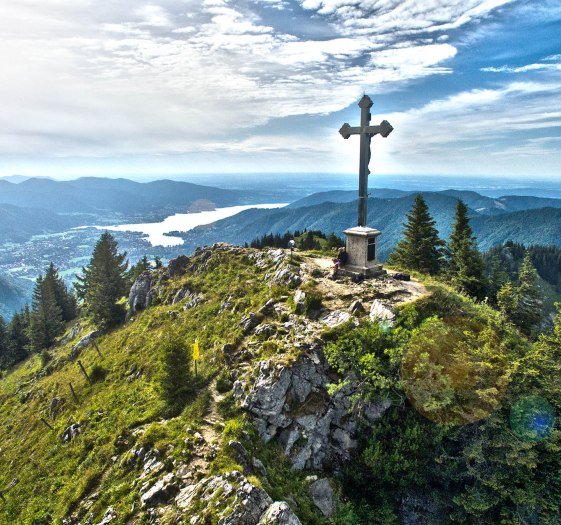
0;249;325;525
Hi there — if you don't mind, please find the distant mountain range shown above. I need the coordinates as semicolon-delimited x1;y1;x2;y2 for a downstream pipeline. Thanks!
177;190;561;260
0;177;274;243
0;177;264;218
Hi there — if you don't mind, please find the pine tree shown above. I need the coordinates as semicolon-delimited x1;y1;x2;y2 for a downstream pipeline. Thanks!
516;252;543;335
75;232;129;329
154;256;163;269
6;310;30;367
388;194;445;275
45;262;77;322
129;255;150;283
447;199;486;298
487;255;509;304
157;332;192;417
30;275;64;352
0;316;9;369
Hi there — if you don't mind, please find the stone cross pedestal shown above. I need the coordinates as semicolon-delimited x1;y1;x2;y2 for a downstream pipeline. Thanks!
342;226;385;277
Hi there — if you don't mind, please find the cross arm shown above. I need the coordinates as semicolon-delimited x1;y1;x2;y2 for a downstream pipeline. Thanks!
364;120;393;138
339;123;362;139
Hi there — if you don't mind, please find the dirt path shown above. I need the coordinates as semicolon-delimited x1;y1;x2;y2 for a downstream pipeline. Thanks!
302;256;429;312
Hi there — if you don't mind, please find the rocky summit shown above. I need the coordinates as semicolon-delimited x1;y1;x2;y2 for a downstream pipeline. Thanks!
1;243;558;524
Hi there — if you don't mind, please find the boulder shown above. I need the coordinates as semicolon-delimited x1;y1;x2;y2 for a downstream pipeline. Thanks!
71;330;100;358
140;472;178;507
349;300;366;315
167;255;191;277
128;272;152;318
172;285;191;304
321;310;352;328
61;423;81;443
96;507;117;525
309;478;334;517
176;472;272;525
258;502;302;525
369;300;396;325
240;313;259;334
393;272;411;281
238;349;389;471
270;266;302;288
258;299;277;316
293;290;306;315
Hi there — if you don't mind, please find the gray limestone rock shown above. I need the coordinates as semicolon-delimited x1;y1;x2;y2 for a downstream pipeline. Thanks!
309;478;334;517
369;299;396;325
128;272;152;317
258;502;302;525
140;473;178;507
239;349;390;471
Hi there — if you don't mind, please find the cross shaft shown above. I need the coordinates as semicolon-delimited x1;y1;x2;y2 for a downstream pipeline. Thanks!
339;95;393;227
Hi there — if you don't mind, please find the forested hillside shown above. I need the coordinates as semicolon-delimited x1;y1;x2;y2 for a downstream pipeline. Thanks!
178;193;561;260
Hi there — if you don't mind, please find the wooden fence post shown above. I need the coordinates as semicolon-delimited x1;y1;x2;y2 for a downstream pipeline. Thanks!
40;418;54;431
69;382;79;403
77;360;91;383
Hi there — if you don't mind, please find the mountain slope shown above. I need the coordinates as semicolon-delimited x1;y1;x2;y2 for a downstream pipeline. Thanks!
0;204;82;244
1;245;559;524
181;194;561;260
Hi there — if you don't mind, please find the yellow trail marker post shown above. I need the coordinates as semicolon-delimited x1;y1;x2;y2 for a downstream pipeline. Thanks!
193;340;200;376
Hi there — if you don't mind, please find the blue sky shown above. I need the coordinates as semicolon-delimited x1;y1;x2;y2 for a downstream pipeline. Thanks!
0;0;559;179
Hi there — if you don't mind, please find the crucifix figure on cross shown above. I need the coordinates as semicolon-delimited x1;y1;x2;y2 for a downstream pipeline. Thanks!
339;95;393;227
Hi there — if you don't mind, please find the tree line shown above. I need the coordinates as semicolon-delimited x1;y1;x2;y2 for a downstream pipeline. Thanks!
248;229;343;251
0;232;163;371
388;194;545;336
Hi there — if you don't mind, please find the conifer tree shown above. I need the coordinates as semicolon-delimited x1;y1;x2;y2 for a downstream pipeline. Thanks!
75;232;129;329
487;255;509;304
30;275;64;352
0;316;9;369
7;311;30;366
45;262;77;322
447;199;486;298
157;332;192;417
388;194;445;275
129;255;150;283
516;252;543;334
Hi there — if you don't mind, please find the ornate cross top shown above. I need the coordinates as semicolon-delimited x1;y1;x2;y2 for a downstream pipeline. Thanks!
339;95;393;227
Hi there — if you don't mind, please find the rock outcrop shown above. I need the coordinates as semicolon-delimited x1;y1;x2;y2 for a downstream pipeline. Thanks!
128;271;153;318
237;348;391;471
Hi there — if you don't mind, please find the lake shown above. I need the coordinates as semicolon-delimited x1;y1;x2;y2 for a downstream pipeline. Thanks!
96;203;288;247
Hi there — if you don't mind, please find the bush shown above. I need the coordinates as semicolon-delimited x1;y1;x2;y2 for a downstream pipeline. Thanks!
40;350;52;368
89;364;107;383
157;332;192;417
304;292;323;316
216;372;233;394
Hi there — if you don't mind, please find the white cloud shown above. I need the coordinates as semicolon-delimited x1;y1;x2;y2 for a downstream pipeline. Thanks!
0;0;468;160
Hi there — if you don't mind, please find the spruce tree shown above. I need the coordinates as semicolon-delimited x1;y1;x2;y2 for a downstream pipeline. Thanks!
516;252;543;335
44;262;77;322
30;275;64;352
75;232;129;329
388;194;445;275
447;199;486;298
6;311;30;367
129;255;150;283
487;255;509;304
157;332;192;417
0;316;9;369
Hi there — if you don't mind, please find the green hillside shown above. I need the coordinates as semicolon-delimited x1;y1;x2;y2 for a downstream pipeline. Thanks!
1;245;561;524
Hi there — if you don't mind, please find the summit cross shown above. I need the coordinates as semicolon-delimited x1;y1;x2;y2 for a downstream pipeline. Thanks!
339;95;393;227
